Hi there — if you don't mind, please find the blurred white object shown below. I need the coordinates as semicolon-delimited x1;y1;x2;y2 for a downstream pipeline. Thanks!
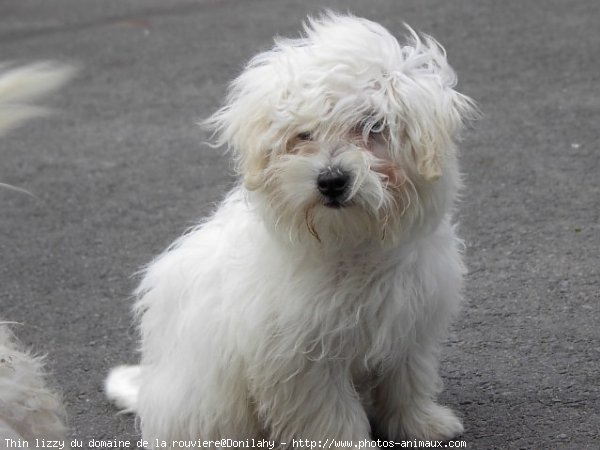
0;61;75;136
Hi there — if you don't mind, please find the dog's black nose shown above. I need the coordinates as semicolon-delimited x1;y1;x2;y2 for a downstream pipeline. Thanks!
317;168;351;202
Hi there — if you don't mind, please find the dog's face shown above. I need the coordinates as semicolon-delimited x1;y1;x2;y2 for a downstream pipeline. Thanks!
207;14;474;249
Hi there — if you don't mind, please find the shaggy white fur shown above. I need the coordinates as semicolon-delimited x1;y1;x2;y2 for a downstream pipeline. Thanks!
106;13;475;449
0;325;68;446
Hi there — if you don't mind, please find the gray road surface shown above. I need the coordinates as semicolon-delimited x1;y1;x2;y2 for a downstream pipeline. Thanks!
1;0;599;449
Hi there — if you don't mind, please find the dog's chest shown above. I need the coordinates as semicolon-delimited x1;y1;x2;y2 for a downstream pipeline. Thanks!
286;255;410;365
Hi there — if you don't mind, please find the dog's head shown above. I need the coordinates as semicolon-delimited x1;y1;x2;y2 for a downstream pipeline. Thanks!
207;13;475;249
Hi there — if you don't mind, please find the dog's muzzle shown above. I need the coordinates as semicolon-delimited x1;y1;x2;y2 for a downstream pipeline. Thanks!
317;167;351;208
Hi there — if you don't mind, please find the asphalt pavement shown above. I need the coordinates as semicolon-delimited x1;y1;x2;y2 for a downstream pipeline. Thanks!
1;0;599;449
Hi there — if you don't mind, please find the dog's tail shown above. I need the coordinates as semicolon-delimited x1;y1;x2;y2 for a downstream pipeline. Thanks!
104;365;142;413
0;62;76;137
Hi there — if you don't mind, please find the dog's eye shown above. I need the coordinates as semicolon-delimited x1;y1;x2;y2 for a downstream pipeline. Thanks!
369;119;385;135
297;132;312;141
358;118;385;138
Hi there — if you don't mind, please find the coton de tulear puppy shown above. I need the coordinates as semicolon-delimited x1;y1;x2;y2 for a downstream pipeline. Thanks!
106;13;475;448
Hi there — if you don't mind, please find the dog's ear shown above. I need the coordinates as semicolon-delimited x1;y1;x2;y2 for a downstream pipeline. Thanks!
204;102;272;190
404;90;474;181
241;139;271;191
392;31;477;181
409;130;443;182
203;63;278;191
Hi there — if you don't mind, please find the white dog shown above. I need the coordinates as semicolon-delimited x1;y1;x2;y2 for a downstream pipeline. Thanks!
106;13;475;448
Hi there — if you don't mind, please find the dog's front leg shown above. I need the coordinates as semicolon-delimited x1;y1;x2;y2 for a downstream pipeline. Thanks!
254;361;374;449
372;340;463;442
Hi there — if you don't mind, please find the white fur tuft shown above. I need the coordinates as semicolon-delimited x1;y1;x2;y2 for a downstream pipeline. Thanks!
0;62;76;136
105;365;141;413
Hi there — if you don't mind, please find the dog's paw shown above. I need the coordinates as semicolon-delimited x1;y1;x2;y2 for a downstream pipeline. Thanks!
401;403;464;441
